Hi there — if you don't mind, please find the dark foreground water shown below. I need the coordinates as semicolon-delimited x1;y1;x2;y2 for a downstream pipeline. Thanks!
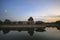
0;27;60;40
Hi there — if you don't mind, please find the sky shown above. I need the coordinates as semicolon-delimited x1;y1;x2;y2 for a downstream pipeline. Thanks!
0;0;60;22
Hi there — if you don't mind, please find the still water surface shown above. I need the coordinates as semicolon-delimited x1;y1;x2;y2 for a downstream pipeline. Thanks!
0;27;60;40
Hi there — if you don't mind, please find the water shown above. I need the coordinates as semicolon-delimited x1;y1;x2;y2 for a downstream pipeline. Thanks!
0;27;60;40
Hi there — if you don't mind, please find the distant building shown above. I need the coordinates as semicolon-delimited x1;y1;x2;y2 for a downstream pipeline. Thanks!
28;17;34;24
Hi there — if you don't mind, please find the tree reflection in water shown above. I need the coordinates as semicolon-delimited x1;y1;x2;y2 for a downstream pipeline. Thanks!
3;30;10;34
28;30;34;36
2;26;60;35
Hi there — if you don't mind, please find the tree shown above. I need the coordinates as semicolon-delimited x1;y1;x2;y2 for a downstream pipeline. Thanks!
55;20;60;24
4;19;11;24
0;20;3;24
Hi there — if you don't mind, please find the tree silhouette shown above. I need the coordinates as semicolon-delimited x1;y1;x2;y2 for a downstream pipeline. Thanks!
55;20;60;24
55;20;60;30
0;20;3;24
4;19;11;24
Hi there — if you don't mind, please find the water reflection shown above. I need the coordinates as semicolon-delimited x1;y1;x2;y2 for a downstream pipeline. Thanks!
3;30;10;34
2;28;46;36
0;27;60;40
28;30;34;36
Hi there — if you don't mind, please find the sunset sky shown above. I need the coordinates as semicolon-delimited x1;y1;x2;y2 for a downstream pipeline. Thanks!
0;0;60;22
